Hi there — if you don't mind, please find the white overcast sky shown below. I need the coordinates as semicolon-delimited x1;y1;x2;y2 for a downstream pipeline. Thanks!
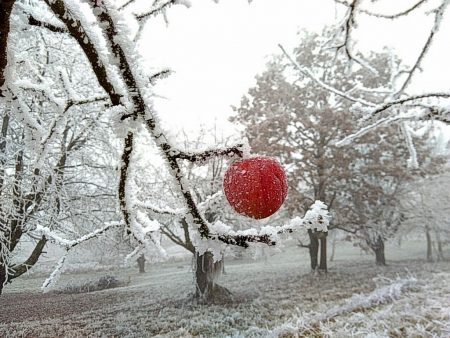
133;0;450;137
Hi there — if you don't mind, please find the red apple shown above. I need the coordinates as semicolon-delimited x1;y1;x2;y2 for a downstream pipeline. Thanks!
223;156;288;219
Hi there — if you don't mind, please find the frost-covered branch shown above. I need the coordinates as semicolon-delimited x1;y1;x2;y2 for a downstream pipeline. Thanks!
278;44;377;108
34;222;122;250
119;132;134;234
174;143;246;162
118;0;135;11
41;251;68;293
334;112;422;146
0;0;15;97
133;0;191;41
358;0;430;19
401;122;419;169
136;201;186;216
149;69;173;85
43;0;123;108
195;201;331;260
332;0;378;70
370;93;450;117
28;15;67;34
135;0;190;21
395;0;450;95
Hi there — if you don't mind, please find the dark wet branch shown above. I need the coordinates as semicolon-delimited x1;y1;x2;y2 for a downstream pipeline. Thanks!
28;16;67;34
11;236;47;279
118;0;136;11
136;0;179;21
149;69;173;85
160;226;186;249
333;0;364;66
215;234;276;249
119;132;134;234
0;0;16;97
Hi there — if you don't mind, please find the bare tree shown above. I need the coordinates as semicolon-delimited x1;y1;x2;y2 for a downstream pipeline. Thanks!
402;172;450;262
0;13;119;295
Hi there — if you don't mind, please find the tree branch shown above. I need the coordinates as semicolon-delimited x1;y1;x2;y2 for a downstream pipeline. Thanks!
370;93;450;116
395;0;449;95
359;0;430;19
42;0;122;107
11;236;47;279
174;144;245;162
28;16;67;34
136;0;179;21
278;44;376;108
119;132;134;234
0;0;16;97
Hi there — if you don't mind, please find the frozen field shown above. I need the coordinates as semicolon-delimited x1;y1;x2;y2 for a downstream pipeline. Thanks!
1;240;449;337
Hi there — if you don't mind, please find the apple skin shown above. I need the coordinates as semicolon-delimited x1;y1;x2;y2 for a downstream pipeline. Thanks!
223;156;288;219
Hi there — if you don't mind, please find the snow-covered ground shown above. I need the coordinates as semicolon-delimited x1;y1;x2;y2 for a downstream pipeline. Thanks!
1;239;449;337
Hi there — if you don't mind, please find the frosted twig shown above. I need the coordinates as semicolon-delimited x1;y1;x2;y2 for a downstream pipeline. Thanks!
149;69;173;84
118;0;135;11
136;0;191;21
28;15;67;34
34;222;122;250
278;44;377;108
369;93;450;117
401;122;419;169
394;0;450;95
174;143;245;162
198;191;223;212
41;251;68;293
335;113;422;147
359;0;430;19
136;201;186;216
133;0;191;41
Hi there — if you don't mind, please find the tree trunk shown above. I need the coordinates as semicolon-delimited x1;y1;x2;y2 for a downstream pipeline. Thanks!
425;226;433;262
194;251;231;303
0;265;6;296
319;235;327;273
330;236;336;262
373;236;386;266
308;229;319;271
0;0;15;97
434;229;445;261
137;254;145;273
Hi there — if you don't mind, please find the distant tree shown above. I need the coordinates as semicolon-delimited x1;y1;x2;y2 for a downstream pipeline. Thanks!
232;31;408;271
402;172;450;262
